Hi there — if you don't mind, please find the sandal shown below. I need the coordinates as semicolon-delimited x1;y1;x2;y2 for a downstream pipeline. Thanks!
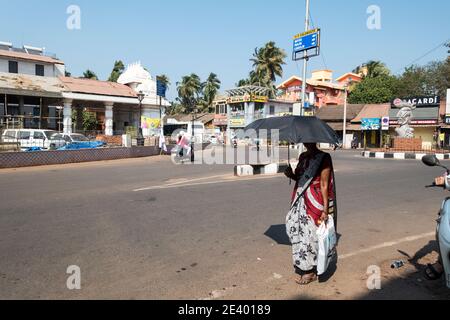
295;272;318;285
424;263;443;280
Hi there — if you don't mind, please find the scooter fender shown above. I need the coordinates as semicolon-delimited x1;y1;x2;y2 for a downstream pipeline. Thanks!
439;198;450;288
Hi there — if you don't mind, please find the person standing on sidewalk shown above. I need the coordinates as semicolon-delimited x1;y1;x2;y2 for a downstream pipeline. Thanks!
284;143;337;285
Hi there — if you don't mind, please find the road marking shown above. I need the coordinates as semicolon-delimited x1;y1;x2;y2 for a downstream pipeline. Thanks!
339;231;435;260
133;174;282;192
164;174;230;186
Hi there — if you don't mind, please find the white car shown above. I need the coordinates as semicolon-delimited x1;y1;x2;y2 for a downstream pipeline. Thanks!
2;129;64;150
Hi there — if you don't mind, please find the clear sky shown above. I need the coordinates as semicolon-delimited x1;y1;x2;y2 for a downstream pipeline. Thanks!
0;0;449;100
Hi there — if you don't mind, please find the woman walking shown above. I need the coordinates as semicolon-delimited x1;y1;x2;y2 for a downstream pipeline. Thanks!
284;143;337;285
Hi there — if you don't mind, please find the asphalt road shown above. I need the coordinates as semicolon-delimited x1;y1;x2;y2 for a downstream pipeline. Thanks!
1;148;450;300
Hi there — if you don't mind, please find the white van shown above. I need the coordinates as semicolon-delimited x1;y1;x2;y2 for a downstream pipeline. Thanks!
1;129;64;150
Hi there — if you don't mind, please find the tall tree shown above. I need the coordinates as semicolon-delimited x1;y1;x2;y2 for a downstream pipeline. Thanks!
242;41;286;98
251;41;287;83
353;60;390;78
176;73;202;113
107;60;125;82
348;75;400;104
82;70;98;80
202;73;221;112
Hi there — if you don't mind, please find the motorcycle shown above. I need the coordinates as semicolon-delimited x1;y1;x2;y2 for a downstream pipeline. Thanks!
232;137;238;149
171;144;191;164
422;155;450;288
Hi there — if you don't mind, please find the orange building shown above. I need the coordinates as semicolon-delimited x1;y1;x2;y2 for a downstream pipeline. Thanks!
277;70;363;110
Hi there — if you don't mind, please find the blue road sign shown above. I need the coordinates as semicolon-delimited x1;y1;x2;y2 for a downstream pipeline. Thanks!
293;31;319;53
156;80;167;98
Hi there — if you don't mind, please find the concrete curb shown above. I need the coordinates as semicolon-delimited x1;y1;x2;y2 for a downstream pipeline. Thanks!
234;162;298;177
361;151;450;160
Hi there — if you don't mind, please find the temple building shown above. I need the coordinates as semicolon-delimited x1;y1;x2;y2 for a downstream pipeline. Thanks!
0;42;169;137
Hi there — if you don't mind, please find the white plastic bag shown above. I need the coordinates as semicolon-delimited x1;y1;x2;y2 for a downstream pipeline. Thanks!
316;217;337;275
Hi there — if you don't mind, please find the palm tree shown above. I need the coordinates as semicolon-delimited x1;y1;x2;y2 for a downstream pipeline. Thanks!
176;73;202;113
107;60;125;82
82;70;98;80
353;60;390;78
250;41;287;84
202;73;221;112
249;41;286;98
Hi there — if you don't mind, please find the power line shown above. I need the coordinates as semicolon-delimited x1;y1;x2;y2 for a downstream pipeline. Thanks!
395;38;450;74
309;11;328;70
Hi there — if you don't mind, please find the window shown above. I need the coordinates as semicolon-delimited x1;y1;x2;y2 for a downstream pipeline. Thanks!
33;132;45;140
50;134;63;140
19;131;31;140
35;64;44;76
289;107;293;113
269;106;275;115
4;130;16;139
8;61;18;73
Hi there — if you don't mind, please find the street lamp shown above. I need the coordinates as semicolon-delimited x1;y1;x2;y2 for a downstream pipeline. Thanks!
137;91;145;146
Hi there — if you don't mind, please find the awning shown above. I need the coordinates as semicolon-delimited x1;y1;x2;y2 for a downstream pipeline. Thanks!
389;106;439;121
351;104;390;123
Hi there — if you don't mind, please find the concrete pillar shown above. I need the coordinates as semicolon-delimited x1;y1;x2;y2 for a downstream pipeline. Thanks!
248;102;255;124
104;103;114;136
63;99;73;134
244;102;249;126
226;104;231;145
75;105;83;132
40;98;49;129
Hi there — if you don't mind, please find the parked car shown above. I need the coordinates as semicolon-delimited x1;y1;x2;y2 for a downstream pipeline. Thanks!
2;129;62;150
49;133;106;150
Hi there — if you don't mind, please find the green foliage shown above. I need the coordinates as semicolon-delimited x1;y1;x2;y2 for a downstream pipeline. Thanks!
237;41;287;98
82;70;98;80
353;60;390;78
202;73;221;112
176;73;203;113
72;110;99;131
107;60;125;82
350;56;450;104
348;75;400;104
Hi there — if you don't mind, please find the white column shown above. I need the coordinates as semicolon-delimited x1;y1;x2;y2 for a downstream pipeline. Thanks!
63;99;72;134
248;102;255;123
226;104;231;145
105;103;114;136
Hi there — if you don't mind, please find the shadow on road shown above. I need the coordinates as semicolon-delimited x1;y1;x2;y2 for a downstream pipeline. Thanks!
289;241;450;300
264;224;291;245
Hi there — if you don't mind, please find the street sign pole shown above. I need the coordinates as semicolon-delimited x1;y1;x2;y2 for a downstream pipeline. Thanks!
343;86;348;148
300;0;310;117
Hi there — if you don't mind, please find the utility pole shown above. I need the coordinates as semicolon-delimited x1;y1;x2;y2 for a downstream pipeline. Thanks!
343;85;348;149
300;0;310;117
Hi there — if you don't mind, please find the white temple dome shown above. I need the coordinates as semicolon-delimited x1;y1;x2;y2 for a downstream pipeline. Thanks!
117;62;152;86
117;61;156;97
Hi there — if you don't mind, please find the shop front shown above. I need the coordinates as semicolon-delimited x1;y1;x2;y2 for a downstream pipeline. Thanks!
389;96;440;150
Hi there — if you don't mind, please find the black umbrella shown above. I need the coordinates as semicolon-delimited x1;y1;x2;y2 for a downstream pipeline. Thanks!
239;116;340;165
242;116;340;145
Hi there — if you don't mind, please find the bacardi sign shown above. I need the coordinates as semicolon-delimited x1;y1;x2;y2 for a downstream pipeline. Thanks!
392;96;440;108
